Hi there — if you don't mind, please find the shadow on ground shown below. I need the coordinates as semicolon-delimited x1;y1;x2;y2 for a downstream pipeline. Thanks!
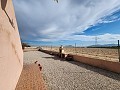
42;56;64;61
43;55;120;81
69;60;120;81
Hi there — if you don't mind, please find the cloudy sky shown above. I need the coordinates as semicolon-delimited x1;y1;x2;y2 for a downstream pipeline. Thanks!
13;0;120;46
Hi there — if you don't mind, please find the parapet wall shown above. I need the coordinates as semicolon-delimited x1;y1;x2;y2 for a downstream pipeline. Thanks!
73;55;120;73
39;49;120;73
0;0;23;90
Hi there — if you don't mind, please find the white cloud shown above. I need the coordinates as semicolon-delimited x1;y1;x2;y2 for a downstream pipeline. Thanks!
63;33;120;41
13;0;120;42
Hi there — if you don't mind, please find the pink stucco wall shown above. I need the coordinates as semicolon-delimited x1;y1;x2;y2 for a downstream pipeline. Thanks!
40;49;120;73
73;55;120;73
0;0;23;90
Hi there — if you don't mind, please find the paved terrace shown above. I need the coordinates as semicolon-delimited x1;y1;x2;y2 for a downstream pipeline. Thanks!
18;51;120;90
15;64;46;90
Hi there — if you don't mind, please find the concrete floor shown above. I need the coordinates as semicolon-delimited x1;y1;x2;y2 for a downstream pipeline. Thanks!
15;64;46;90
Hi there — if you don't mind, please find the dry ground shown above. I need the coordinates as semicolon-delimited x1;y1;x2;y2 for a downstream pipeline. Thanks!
42;47;119;62
23;51;120;90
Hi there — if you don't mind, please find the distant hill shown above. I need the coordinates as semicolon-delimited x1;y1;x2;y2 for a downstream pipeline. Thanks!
64;45;74;47
87;44;118;48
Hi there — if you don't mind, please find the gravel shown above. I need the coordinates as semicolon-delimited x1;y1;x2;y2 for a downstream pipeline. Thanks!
24;51;120;90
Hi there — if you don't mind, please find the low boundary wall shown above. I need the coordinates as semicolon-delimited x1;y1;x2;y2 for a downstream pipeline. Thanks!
39;49;120;73
39;49;67;58
72;55;120;73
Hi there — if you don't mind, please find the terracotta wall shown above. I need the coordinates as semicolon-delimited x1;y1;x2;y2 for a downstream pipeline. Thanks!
73;55;120;73
40;49;120;73
0;0;23;90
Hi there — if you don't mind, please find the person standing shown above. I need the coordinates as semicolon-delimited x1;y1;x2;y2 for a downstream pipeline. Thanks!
59;45;64;58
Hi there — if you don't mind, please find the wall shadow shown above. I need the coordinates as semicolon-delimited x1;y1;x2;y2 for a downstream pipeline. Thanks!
68;60;120;81
42;54;120;81
1;0;15;29
42;56;64;61
1;0;7;10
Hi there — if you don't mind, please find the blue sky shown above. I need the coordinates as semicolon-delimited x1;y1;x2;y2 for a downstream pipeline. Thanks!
13;0;120;46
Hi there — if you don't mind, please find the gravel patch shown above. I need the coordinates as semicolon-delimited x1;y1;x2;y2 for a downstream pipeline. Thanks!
24;51;120;90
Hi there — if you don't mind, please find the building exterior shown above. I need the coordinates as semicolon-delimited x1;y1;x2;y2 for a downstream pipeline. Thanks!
0;0;23;90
